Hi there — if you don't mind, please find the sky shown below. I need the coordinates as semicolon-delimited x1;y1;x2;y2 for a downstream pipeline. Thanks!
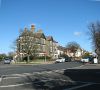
0;0;100;54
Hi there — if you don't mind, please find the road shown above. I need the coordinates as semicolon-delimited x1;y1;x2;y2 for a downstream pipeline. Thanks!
64;64;100;90
0;62;100;90
0;62;82;75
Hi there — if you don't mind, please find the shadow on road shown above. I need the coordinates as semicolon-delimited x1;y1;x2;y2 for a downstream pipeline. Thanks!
22;71;75;90
21;69;100;90
63;69;100;83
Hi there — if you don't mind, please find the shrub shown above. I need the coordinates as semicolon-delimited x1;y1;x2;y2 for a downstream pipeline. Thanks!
36;56;51;60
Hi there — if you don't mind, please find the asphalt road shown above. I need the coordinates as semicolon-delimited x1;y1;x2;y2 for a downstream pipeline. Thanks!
0;62;100;90
0;61;82;75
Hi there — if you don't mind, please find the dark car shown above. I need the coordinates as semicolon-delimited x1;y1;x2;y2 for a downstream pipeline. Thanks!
65;57;72;62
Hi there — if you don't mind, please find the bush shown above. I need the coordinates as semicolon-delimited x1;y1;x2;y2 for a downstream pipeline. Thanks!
22;56;34;62
36;56;51;60
82;52;90;58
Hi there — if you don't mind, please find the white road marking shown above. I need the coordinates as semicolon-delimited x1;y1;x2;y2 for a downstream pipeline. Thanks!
67;65;84;69
3;77;21;79
0;77;2;82
76;81;100;85
64;83;93;90
0;83;32;88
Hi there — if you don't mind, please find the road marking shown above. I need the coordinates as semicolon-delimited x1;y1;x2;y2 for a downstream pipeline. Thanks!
3;77;21;79
64;83;93;90
76;81;100;85
0;75;3;82
67;65;85;69
0;77;2;82
0;82;32;88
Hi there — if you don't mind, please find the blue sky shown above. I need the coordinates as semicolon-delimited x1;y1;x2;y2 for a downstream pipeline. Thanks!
0;0;100;54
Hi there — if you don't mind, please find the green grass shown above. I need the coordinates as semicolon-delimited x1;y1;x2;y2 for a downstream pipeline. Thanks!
12;59;54;65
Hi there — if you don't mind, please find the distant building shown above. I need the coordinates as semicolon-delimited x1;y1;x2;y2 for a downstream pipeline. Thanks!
16;25;58;60
64;48;87;58
46;36;58;59
57;46;65;57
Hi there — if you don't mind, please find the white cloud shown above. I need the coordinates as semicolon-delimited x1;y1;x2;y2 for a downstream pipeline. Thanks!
74;32;82;36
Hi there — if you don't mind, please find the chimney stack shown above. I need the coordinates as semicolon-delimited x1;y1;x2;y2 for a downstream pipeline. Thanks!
31;24;35;32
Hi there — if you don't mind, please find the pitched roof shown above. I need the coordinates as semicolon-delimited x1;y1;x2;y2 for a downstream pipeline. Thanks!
34;32;46;39
46;36;53;41
53;40;58;43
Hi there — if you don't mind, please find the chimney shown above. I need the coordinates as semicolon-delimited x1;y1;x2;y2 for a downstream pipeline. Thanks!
31;24;35;32
24;27;28;31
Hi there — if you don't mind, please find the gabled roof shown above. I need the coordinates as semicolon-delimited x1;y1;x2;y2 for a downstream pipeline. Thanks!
53;40;58;43
46;36;53;41
19;28;34;37
34;32;46;39
46;36;58;43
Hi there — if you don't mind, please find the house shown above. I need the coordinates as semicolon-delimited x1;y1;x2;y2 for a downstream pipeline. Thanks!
64;48;86;59
16;24;58;60
46;36;58;59
34;30;46;56
57;46;65;57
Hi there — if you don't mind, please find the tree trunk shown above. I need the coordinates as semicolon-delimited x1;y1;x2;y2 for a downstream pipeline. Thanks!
27;55;30;63
95;49;100;64
97;55;100;64
73;53;75;61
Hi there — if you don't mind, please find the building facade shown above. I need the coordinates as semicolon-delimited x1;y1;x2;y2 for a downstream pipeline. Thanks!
16;25;58;60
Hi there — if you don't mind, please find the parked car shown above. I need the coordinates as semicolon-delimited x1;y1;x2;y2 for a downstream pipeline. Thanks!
81;57;89;63
4;58;11;64
81;56;94;64
65;57;72;62
55;57;65;63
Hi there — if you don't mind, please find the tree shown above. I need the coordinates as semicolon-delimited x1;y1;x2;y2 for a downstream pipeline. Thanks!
88;21;100;63
0;53;7;61
17;28;38;63
82;52;90;58
8;52;14;59
66;41;80;60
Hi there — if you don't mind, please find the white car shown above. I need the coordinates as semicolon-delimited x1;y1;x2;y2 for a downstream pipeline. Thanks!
4;59;11;64
81;58;89;63
55;57;65;63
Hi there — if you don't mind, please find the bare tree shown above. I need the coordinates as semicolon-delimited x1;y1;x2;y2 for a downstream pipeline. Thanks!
66;41;80;60
17;28;38;63
88;21;100;63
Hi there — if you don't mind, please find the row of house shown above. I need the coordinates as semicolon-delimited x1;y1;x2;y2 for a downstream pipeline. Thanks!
15;24;87;60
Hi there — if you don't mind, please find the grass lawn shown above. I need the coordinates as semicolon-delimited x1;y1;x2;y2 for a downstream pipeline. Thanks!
13;59;54;65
